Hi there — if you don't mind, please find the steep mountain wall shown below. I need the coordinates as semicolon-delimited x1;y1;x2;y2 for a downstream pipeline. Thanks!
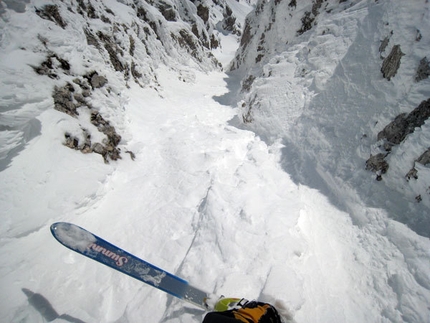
231;0;430;236
0;0;245;167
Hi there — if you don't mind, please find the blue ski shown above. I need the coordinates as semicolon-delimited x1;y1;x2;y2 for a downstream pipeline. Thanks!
50;222;211;310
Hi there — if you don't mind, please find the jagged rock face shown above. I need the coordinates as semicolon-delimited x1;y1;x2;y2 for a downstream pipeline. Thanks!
32;0;225;82
230;0;323;72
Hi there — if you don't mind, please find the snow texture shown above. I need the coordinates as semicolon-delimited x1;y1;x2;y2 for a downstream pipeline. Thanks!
0;0;429;323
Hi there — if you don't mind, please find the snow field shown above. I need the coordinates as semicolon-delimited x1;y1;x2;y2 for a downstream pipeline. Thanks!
0;62;410;322
1;0;430;322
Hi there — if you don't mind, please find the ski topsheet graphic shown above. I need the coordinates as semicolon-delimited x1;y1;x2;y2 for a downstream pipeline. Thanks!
50;222;211;309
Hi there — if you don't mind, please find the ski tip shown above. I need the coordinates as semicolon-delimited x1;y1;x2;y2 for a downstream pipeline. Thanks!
50;222;74;239
50;222;62;234
50;222;97;252
50;222;67;239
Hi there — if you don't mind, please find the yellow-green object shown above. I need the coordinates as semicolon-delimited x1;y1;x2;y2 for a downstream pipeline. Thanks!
214;298;241;311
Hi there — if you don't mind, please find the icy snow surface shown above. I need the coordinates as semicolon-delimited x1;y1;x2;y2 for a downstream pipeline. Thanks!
0;0;429;323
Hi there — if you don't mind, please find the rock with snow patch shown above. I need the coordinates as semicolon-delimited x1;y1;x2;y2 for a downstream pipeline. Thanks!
405;167;418;181
97;31;125;72
379;31;393;57
156;0;177;21
404;149;430;181
73;78;92;97
53;84;79;117
32;53;71;79
297;0;323;35
416;148;430;166
63;129;91;153
377;113;408;146
222;5;238;34
91;142;106;155
90;73;108;89
365;153;389;175
377;99;430;146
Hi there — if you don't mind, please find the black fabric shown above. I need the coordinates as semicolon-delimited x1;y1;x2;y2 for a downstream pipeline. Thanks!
202;302;282;323
257;304;282;323
202;311;242;323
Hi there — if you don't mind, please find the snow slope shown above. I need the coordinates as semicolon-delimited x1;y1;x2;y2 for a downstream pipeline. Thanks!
1;0;430;323
232;0;430;236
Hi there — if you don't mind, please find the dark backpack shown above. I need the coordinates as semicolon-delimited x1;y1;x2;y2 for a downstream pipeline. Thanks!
203;301;282;323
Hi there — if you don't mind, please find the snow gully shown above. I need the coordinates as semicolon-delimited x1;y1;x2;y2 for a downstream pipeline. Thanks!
87;243;128;267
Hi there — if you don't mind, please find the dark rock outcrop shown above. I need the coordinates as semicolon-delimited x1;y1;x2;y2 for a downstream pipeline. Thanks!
406;148;430;181
35;4;67;29
416;148;430;165
378;99;430;145
32;53;70;79
222;6;237;33
197;4;209;24
365;153;389;174
97;31;125;72
297;0;324;35
53;84;79;117
381;45;404;80
87;71;108;89
367;99;430;180
158;1;176;21
415;57;430;82
64;129;91;153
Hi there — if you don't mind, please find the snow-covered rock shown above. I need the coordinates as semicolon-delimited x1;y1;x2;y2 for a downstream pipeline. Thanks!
0;0;244;167
232;0;430;236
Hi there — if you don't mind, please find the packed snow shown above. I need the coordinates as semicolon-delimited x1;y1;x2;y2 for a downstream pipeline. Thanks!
0;0;429;323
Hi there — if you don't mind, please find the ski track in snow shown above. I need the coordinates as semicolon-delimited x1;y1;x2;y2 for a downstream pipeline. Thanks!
0;1;430;323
